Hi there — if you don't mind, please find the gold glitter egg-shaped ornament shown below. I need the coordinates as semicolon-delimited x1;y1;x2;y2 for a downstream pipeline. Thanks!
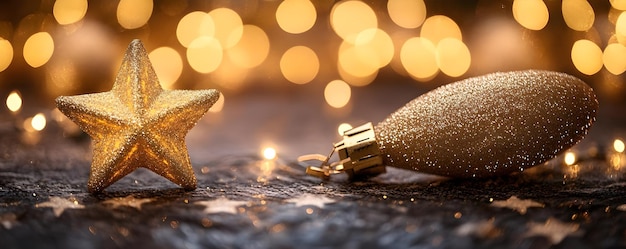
300;70;598;179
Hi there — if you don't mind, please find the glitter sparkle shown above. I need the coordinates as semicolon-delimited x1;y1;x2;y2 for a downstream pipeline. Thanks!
55;39;220;193
376;70;598;178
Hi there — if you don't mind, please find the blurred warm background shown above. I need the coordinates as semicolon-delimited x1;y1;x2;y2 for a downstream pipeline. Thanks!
0;0;625;131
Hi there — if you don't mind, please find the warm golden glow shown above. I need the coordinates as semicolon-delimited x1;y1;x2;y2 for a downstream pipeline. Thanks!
387;0;426;29
337;28;392;85
338;64;378;87
324;80;351;108
603;43;626;75
562;0;594;31
280;46;319;84
176;11;214;48
209;8;243;49
209;92;225;113
564;152;577;165
338;41;379;79
355;28;394;68
401;37;438;81
337;123;353;135
46;58;78;96
330;0;377;44
512;0;549;30
186;37;223;73
611;0;626;10
23;32;54;68
6;91;22;113
31;113;47;131
0;38;12;72
615;139;625;153
227;25;270;69
276;0;317;34
616;12;626;45
420;15;462;45
436;38;471;77
149;47;183;89
116;0;153;29
571;39;603;75
262;147;277;160
53;0;88;25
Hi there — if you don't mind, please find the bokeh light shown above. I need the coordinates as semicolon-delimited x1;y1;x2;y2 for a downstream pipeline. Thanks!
46;58;78;96
337;123;353;135
324;80;351;108
31;113;47;131
280;46;319;84
276;0;317;34
149;47;183;89
186;37;222;73
0;38;12;72
355;28;394;69
571;39;603;75
436;38;471;77
603;43;626;75
53;0;88;25
262;147;277;160
420;15;462;45
615;139;626;153
227;25;270;69
564;151;577;165
401;37;438;81
23;32;54;68
6;91;22;113
338;63;378;87
387;0;426;29
209;8;243;49
562;0;594;31
330;0;377;43
512;0;549;30
616;12;626;45
208;92;225;113
176;11;214;48
338;41;379;80
611;0;626;10
116;0;153;29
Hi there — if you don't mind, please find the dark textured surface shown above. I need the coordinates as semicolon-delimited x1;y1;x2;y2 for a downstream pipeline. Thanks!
1;83;626;249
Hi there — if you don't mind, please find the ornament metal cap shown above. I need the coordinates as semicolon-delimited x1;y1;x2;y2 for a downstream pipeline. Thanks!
299;122;386;179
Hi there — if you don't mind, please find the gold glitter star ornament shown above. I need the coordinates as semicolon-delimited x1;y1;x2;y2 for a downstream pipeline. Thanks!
56;39;220;193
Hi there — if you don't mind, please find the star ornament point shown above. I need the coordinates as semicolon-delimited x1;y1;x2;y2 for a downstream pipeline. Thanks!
56;39;220;193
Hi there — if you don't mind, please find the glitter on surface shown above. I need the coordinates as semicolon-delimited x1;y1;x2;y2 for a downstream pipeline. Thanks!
55;39;220;193
376;70;598;178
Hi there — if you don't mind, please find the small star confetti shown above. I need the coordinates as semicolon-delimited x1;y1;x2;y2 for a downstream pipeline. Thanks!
525;217;580;245
490;195;544;214
0;212;18;229
286;193;335;208
36;197;85;217
102;195;154;210
55;39;220;193
196;197;248;214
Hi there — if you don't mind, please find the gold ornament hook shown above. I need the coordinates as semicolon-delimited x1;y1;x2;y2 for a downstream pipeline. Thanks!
298;123;386;179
